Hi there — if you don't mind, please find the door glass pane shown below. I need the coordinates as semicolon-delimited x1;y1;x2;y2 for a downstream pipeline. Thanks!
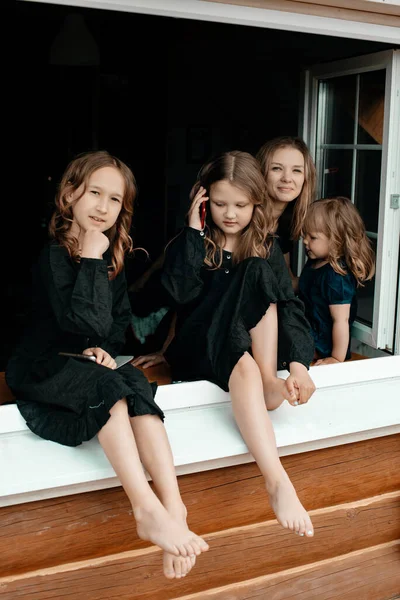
355;150;382;233
323;75;357;144
357;70;385;145
322;149;353;198
356;238;377;327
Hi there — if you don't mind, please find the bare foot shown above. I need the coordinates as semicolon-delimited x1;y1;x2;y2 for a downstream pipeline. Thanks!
266;475;314;537
263;377;290;410
163;552;196;579
134;501;209;557
162;501;197;579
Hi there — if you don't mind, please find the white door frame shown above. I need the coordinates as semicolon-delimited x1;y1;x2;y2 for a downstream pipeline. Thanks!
301;50;400;351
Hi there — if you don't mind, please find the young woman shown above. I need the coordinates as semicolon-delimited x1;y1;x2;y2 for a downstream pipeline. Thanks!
5;150;208;579
257;136;316;290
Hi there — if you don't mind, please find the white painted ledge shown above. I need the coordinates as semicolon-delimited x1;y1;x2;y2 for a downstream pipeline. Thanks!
0;356;399;507
23;0;400;44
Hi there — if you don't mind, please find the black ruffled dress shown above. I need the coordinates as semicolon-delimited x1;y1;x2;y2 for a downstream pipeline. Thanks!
6;243;163;447
162;227;314;391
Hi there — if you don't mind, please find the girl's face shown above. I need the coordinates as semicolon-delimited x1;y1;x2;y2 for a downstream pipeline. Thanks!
209;180;254;239
266;147;305;206
303;230;330;261
69;167;125;241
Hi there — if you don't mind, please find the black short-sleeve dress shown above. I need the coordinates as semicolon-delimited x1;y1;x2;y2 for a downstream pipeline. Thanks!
161;227;314;391
5;243;164;447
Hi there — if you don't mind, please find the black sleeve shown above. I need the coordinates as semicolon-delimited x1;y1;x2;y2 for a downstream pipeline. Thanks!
101;269;132;356
161;227;206;305
267;240;314;370
41;244;114;339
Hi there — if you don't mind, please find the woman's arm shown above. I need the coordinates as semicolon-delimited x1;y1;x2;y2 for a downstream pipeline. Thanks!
283;252;299;293
267;241;314;370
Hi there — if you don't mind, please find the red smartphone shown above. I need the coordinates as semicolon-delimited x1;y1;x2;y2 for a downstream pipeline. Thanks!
200;200;207;229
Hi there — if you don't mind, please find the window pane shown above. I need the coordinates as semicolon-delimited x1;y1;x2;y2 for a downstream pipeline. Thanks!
322;149;353;198
356;238;377;327
357;70;385;145
322;75;357;144
354;150;381;233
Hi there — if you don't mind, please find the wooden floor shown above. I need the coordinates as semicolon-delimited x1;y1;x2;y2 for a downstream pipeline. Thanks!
1;433;399;599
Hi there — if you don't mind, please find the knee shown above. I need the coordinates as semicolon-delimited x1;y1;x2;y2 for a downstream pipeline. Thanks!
233;352;258;379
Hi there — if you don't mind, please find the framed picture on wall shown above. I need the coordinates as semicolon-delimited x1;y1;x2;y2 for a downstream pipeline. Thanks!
186;126;212;164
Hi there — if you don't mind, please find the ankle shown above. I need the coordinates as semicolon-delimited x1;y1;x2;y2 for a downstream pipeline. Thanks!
162;499;187;522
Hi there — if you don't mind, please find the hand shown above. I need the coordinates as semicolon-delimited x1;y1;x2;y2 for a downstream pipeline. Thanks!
285;362;316;406
80;230;110;259
188;186;208;231
83;347;117;369
132;352;167;369
314;356;340;366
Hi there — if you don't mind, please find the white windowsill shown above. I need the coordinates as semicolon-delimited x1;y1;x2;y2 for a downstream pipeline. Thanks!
0;356;399;507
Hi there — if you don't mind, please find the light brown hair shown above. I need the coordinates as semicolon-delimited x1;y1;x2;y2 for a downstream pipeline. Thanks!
303;196;375;286
49;150;136;278
256;136;316;240
190;151;274;268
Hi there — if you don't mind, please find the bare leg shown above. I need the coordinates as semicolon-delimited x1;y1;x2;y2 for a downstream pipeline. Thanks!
250;304;292;410
228;353;314;537
130;414;208;578
97;399;208;557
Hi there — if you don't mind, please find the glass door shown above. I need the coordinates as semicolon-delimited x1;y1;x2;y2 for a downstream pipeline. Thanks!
301;50;400;351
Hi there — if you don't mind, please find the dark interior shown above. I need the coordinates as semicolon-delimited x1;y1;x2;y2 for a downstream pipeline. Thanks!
5;0;395;369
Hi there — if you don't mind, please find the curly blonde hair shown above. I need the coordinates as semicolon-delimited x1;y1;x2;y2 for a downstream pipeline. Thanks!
256;136;316;241
49;150;136;279
302;197;375;286
189;151;274;268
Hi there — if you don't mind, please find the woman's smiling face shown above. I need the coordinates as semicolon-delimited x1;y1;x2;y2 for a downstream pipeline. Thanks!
266;147;305;206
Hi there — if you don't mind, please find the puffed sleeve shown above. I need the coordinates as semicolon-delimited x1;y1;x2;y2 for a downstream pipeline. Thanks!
267;239;314;370
161;227;206;304
325;269;356;305
40;244;114;338
101;268;132;356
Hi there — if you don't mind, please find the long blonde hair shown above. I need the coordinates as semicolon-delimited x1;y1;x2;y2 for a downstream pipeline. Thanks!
256;136;316;240
303;197;375;286
49;150;136;278
189;151;274;268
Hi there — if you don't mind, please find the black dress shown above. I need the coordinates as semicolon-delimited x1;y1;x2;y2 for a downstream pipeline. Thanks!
276;202;295;256
162;227;314;391
5;242;163;447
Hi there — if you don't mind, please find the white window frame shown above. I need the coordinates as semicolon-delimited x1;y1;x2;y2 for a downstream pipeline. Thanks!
300;50;400;351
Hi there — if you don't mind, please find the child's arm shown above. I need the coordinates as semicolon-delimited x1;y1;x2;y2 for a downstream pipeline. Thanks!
314;304;350;366
42;245;114;338
161;228;206;305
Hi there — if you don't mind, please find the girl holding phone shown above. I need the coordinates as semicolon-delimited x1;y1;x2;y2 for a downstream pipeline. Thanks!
161;151;316;538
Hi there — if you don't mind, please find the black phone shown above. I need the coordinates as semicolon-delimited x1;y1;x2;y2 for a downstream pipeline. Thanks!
59;352;96;362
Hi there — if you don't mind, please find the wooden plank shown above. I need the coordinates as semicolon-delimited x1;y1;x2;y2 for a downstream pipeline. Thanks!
205;0;400;25
1;492;399;600
1;434;399;577
177;541;400;600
